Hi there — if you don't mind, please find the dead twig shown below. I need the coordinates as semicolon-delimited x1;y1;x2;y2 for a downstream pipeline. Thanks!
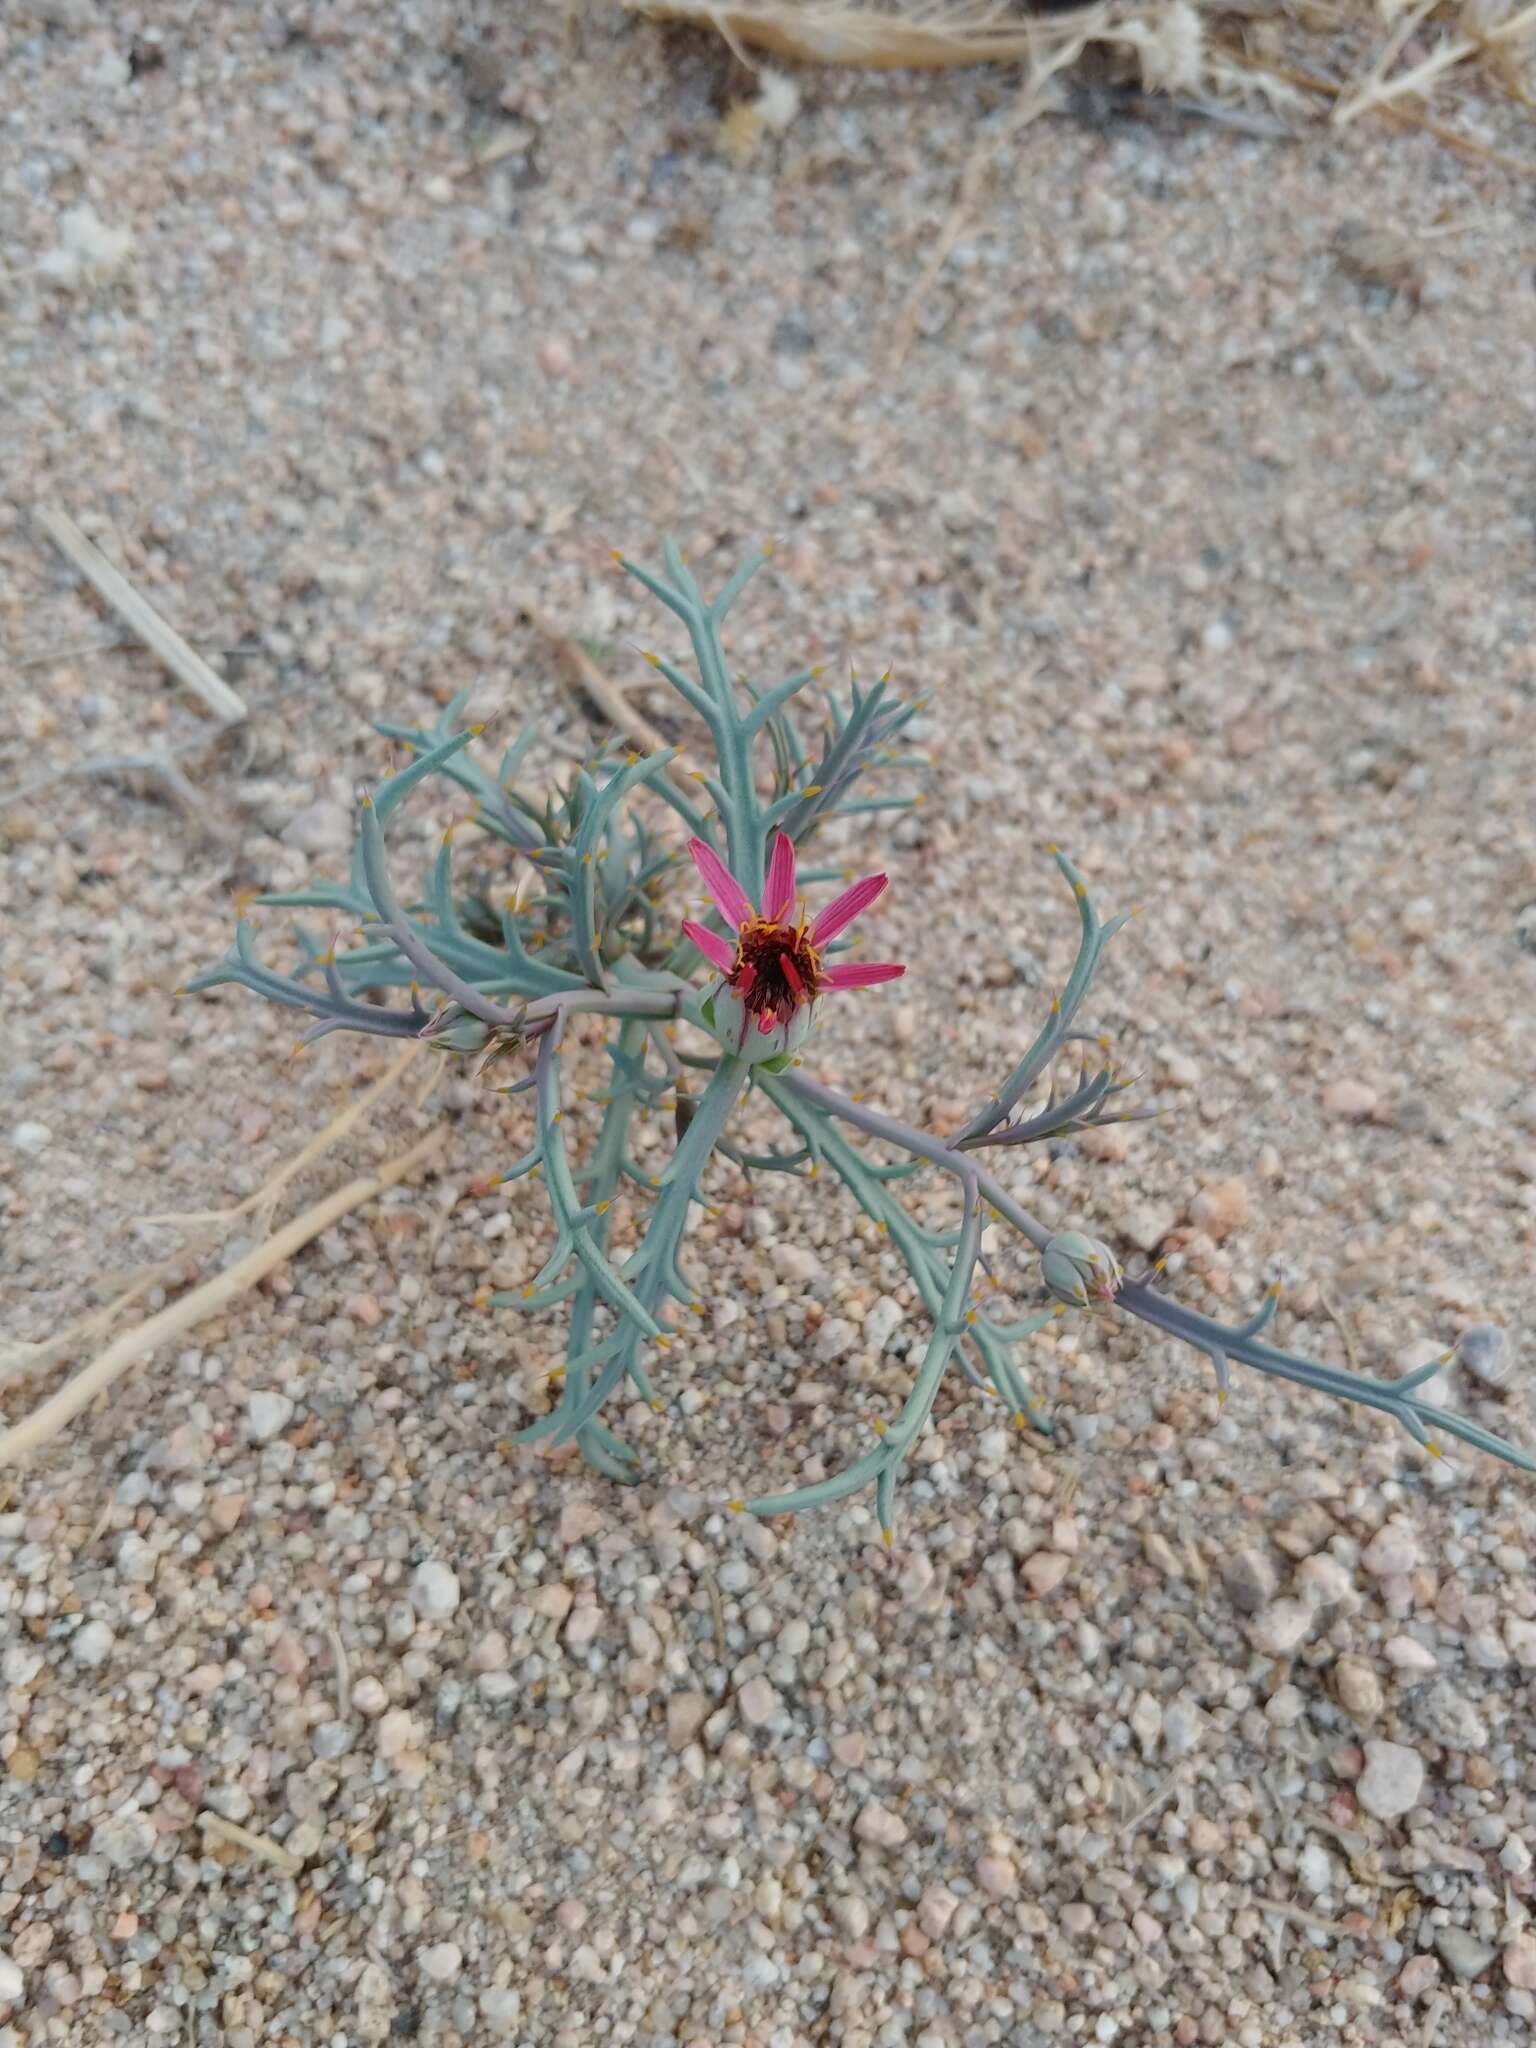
1318;1290;1360;1376
521;602;699;788
197;1811;303;1876
0;730;234;816
2;1262;178;1388
1211;39;1536;177
1253;1897;1355;1938
327;1623;352;1721
4;1051;422;1387
888;35;1092;372
703;1565;728;1664
35;507;248;725
1332;0;1437;127
0;1125;447;1468
624;0;1041;69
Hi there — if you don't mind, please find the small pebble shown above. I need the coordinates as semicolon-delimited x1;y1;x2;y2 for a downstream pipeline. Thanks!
832;1894;870;1939
1397;1955;1440;2000
813;1316;858;1363
1250;1598;1313;1657
1434;1927;1495;1981
854;1802;909;1849
667;1692;711;1750
1021;1550;1071;1598
409;1560;461;1621
1187;1178;1249;1241
1296;1554;1352;1607
1357;1739;1424;1819
1322;1079;1378;1119
0;1956;23;2002
736;1675;780;1728
419;1941;462;1985
246;1391;294;1443
1362;1523;1420;1577
1456;1324;1512;1389
70;1619;115;1668
1220;1547;1276;1613
10;1122;51;1157
1504;1933;1536;1991
917;1885;959;1939
1410;1680;1487;1750
1383;1634;1437;1673
1333;1655;1384;1722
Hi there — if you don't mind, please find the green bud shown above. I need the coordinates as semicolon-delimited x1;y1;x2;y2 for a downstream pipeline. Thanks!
1041;1230;1122;1309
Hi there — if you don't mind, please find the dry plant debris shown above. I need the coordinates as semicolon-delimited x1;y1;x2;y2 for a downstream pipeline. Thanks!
625;0;1536;166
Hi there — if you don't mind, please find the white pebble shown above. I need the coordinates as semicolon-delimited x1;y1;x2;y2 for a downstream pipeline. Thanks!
419;1941;462;1984
377;1708;424;1761
1384;1634;1438;1673
246;1391;294;1443
1250;1598;1313;1656
1435;1926;1495;1981
899;1551;936;1606
409;1560;461;1621
854;1801;909;1849
479;1985;523;2034
1296;1554;1353;1607
832;1894;870;1938
736;1675;780;1728
1456;1324;1512;1389
0;1957;23;2002
71;1619;115;1668
865;1295;905;1350
1358;1739;1424;1820
773;1242;820;1283
1322;1079;1378;1120
1021;1550;1071;1598
281;800;352;856
1362;1523;1420;1577
10;1122;51;1157
813;1316;859;1364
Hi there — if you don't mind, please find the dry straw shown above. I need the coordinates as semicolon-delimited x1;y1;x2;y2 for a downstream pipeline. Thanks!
623;0;1536;164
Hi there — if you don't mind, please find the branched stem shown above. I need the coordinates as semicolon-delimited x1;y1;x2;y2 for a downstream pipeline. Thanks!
186;539;1533;1532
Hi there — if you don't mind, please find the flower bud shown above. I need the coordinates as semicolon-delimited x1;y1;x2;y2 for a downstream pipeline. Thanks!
707;981;817;1066
1041;1230;1122;1309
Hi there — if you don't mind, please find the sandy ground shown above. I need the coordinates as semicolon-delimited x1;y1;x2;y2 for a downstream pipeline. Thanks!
3;3;1536;2044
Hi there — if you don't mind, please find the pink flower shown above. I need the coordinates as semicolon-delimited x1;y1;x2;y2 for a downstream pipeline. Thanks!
682;832;904;1056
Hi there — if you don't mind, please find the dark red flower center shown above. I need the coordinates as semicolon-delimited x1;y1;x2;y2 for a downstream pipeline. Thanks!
731;917;823;1026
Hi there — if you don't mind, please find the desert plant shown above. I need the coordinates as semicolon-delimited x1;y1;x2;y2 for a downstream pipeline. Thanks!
187;543;1533;1537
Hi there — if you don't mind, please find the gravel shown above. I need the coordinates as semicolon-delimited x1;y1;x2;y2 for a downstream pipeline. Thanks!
1358;1740;1426;1820
244;1390;294;1443
3;10;1534;2048
408;1557;461;1620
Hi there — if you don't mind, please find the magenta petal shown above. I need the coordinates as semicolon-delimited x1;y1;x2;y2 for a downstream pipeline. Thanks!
763;831;797;922
687;837;754;926
681;919;736;974
822;960;906;990
811;872;888;945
